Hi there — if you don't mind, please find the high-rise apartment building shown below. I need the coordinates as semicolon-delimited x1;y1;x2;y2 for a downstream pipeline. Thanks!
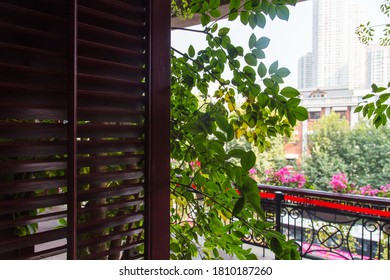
309;0;367;89
298;52;313;89
366;44;390;88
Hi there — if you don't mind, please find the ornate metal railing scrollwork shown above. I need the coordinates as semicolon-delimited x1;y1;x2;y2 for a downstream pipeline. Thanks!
245;185;390;260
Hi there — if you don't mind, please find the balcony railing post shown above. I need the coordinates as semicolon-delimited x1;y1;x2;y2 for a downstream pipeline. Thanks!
275;191;284;233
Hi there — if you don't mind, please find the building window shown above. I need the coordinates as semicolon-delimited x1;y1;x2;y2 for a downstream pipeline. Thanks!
309;111;321;120
336;111;347;118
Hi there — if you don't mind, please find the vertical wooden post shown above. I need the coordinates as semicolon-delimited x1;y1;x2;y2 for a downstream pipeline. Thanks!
144;0;171;259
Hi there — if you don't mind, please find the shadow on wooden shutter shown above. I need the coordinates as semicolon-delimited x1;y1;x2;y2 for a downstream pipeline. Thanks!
75;0;148;260
0;0;170;260
0;0;69;259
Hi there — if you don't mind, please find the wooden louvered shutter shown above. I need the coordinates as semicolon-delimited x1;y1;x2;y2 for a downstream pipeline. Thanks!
0;0;170;260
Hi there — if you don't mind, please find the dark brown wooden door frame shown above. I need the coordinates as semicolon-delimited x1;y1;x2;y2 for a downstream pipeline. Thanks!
144;0;171;260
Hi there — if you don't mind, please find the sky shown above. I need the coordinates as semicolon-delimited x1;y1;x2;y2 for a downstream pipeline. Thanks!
171;0;389;88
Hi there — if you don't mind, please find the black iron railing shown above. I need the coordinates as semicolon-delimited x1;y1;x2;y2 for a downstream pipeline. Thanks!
244;185;390;260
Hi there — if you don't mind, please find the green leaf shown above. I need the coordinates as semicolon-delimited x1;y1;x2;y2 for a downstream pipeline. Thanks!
271;74;284;84
286;97;301;108
210;140;226;157
241;151;256;171
276;5;290;21
215;114;229;132
214;131;227;141
244;53;257;66
226;124;234;141
230;0;240;10
209;0;220;9
188;45;195;58
232;230;246;239
387;107;390;119
244;0;253;10
243;66;256;82
249;33;257;49
268;5;277;20
252;49;265;59
210;9;221;17
255;37;271;49
236;46;244;56
276;67;291;78
232;197;245;216
363;93;375;100
211;23;219;33
256;13;266;28
270;237;283;255
354;105;363;113
245;253;258;260
292;106;308;121
280;86;300;98
201;14;211;26
257;62;267;78
218;27;230;36
287;111;296;126
242;177;266;220
249;13;257;29
379;93;390;102
228;10;239;21
258;93;270;107
226;44;238;58
240;11;250;25
171;243;180;253
263;78;274;88
228;149;246;159
269;60;279;74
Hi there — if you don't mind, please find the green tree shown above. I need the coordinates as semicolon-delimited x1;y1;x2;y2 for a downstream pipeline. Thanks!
303;112;390;190
303;112;350;190
170;0;304;260
343;122;390;187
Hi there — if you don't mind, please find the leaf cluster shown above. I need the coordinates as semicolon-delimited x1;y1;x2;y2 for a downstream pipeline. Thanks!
170;0;303;260
355;83;390;128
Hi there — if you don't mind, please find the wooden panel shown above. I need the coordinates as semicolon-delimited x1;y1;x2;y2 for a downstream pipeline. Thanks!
0;0;70;259
74;0;148;260
0;0;170;260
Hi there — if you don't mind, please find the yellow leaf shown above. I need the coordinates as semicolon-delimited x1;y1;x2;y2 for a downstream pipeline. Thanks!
228;102;234;112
